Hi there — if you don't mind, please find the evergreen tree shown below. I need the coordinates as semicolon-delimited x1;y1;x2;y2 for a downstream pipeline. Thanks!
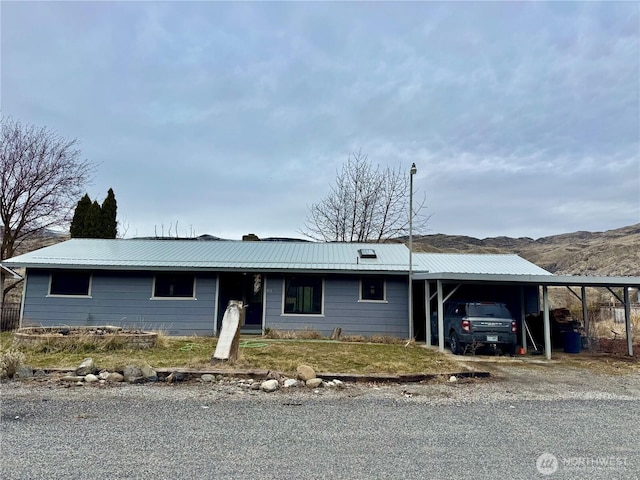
84;200;103;238
101;188;117;238
70;189;119;238
70;194;91;238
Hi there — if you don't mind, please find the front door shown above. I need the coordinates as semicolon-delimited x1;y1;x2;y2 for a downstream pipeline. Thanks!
217;273;263;333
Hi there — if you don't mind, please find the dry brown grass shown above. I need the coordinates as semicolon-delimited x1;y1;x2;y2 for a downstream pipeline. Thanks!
263;327;324;340
263;328;407;345
228;340;459;375
340;334;406;345
590;311;640;342
552;349;640;375
0;332;460;375
5;323;637;377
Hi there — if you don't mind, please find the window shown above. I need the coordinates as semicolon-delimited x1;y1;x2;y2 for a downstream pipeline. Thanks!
360;277;385;301
153;273;195;298
283;276;323;314
49;271;91;296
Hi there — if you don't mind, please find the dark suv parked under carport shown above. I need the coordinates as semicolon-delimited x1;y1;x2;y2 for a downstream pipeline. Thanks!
431;301;517;355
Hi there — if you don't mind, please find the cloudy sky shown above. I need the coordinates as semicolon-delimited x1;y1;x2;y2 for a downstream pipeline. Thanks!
2;1;638;240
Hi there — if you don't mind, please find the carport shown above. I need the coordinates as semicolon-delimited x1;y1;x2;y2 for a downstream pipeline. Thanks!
413;257;639;359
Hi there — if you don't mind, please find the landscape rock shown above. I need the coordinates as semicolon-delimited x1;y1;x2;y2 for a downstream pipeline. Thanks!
98;371;110;380
261;379;279;392
33;369;47;378
165;372;185;383
297;365;316;382
332;379;344;388
75;358;97;376
201;374;216;382
61;375;85;382
140;363;157;382
13;365;34;379
106;372;124;383
123;365;144;383
266;370;282;383
84;374;99;383
306;378;323;388
449;375;458;383
283;379;299;388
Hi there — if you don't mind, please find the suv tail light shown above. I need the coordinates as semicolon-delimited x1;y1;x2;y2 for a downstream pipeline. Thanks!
461;319;471;332
511;321;517;333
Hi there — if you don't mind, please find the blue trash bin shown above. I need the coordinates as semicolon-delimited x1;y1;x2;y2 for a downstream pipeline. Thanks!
564;330;582;354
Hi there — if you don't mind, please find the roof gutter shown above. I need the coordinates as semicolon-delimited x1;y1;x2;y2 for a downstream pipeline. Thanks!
0;264;23;280
413;271;640;287
0;262;411;276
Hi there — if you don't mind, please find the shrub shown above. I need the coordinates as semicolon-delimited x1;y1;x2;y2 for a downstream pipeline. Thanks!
0;348;26;379
341;334;406;345
262;328;324;340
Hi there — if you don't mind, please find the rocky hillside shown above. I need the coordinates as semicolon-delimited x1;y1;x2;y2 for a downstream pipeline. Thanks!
413;224;640;276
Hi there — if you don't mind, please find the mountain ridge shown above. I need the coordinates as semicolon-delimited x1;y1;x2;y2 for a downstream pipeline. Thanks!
412;224;640;276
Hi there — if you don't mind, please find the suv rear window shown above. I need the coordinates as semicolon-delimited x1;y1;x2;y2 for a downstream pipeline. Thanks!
467;303;512;318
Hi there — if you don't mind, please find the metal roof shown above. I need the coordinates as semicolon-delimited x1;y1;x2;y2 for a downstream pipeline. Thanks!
412;253;640;286
413;253;552;276
3;240;638;287
1;239;411;274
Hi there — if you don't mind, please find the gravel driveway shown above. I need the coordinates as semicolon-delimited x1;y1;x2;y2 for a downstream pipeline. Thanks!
2;363;639;479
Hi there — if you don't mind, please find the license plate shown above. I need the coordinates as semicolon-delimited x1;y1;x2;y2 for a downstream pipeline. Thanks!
486;335;498;342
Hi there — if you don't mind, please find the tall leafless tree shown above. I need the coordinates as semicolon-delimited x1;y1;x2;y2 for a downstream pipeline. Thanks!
301;151;428;242
1;117;94;300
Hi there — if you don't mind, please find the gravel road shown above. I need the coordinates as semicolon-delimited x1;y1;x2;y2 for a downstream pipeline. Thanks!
1;364;639;480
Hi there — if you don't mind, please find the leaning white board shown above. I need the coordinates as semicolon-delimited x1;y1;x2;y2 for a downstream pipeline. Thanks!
212;300;243;362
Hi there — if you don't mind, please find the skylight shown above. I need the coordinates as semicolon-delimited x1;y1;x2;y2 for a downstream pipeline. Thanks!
358;248;377;259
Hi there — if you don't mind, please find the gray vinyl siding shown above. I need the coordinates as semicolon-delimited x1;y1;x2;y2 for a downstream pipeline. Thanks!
264;274;409;338
21;269;217;335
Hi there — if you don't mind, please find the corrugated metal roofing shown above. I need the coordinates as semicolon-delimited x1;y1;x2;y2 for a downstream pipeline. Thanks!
4;240;637;287
2;239;411;273
413;253;552;276
2;239;560;276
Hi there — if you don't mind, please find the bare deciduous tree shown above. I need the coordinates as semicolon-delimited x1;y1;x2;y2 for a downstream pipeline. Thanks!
1;117;94;299
301;151;428;242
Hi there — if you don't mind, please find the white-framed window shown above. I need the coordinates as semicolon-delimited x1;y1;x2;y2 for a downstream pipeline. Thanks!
49;271;92;297
282;276;323;315
152;273;196;299
360;277;385;302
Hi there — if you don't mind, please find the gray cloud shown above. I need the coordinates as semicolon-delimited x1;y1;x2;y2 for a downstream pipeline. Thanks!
2;1;638;240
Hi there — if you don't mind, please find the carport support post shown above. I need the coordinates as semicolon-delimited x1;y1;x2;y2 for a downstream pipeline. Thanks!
520;286;527;352
624;287;633;357
581;286;588;338
425;280;431;346
437;280;445;352
543;285;552;360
